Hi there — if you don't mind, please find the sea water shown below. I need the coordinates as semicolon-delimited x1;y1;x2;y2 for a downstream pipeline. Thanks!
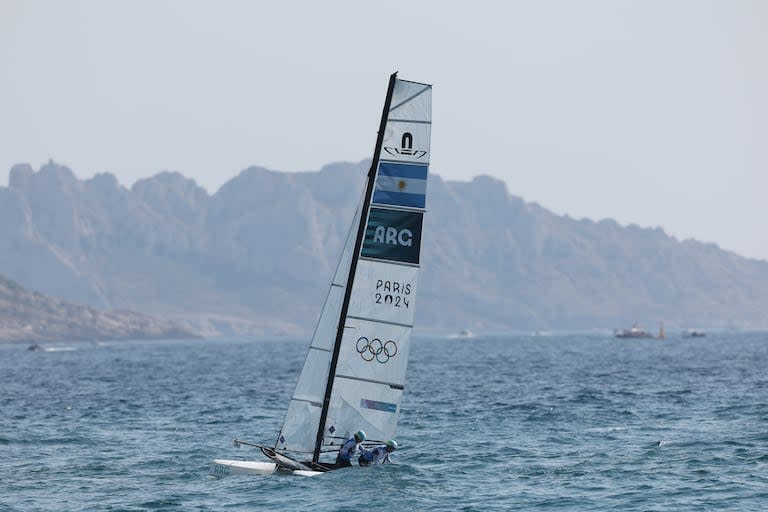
1;332;767;511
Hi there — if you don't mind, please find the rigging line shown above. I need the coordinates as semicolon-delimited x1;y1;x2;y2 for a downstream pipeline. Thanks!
232;439;262;448
273;183;366;452
389;85;431;112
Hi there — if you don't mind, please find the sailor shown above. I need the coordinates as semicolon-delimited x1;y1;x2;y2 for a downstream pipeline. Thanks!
358;439;397;466
335;430;366;468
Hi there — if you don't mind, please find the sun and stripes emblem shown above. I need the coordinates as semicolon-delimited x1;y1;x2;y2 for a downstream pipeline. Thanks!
372;162;428;209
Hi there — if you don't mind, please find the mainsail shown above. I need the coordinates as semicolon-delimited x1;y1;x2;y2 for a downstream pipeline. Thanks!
275;73;432;464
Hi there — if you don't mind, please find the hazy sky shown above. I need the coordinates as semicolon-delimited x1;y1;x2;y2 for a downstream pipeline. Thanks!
2;1;766;260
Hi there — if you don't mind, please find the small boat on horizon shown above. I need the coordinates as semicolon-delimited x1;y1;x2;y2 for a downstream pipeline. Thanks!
615;322;663;339
682;328;706;338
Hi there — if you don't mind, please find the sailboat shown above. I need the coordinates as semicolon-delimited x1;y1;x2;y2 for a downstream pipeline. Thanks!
211;73;432;476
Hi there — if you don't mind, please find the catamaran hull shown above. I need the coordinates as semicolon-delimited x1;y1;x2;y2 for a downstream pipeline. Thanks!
210;459;323;477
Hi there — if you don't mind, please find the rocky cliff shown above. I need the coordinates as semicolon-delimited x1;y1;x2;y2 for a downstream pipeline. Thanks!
1;161;766;335
0;274;196;343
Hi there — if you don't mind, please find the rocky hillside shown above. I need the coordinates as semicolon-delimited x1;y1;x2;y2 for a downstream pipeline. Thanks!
1;160;767;334
0;274;196;343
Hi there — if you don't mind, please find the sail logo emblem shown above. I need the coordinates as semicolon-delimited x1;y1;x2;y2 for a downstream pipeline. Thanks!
375;278;411;309
360;399;397;413
384;132;427;159
362;208;423;264
373;226;412;247
356;337;398;364
372;162;428;209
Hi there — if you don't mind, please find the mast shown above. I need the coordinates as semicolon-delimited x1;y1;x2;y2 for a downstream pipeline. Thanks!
312;72;398;463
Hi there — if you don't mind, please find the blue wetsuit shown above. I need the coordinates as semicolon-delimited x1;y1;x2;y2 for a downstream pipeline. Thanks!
335;436;361;467
358;445;391;466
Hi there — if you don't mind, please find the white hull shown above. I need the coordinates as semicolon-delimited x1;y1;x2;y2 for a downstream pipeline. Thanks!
210;459;323;477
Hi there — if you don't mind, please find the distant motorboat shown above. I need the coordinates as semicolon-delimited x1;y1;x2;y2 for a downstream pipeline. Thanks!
27;343;43;352
448;329;474;339
614;322;662;339
682;329;706;338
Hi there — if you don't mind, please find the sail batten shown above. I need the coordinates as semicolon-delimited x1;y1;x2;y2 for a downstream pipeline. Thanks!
387;118;432;124
290;398;323;406
358;256;422;267
335;374;406;389
345;315;414;329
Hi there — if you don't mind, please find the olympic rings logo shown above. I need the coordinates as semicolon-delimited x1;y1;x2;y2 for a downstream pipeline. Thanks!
356;337;398;364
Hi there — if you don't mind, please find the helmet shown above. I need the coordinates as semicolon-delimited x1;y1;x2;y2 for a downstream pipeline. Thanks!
355;430;367;442
385;439;398;450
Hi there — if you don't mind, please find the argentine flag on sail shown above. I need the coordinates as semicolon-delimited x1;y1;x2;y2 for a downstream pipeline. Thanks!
372;162;428;209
